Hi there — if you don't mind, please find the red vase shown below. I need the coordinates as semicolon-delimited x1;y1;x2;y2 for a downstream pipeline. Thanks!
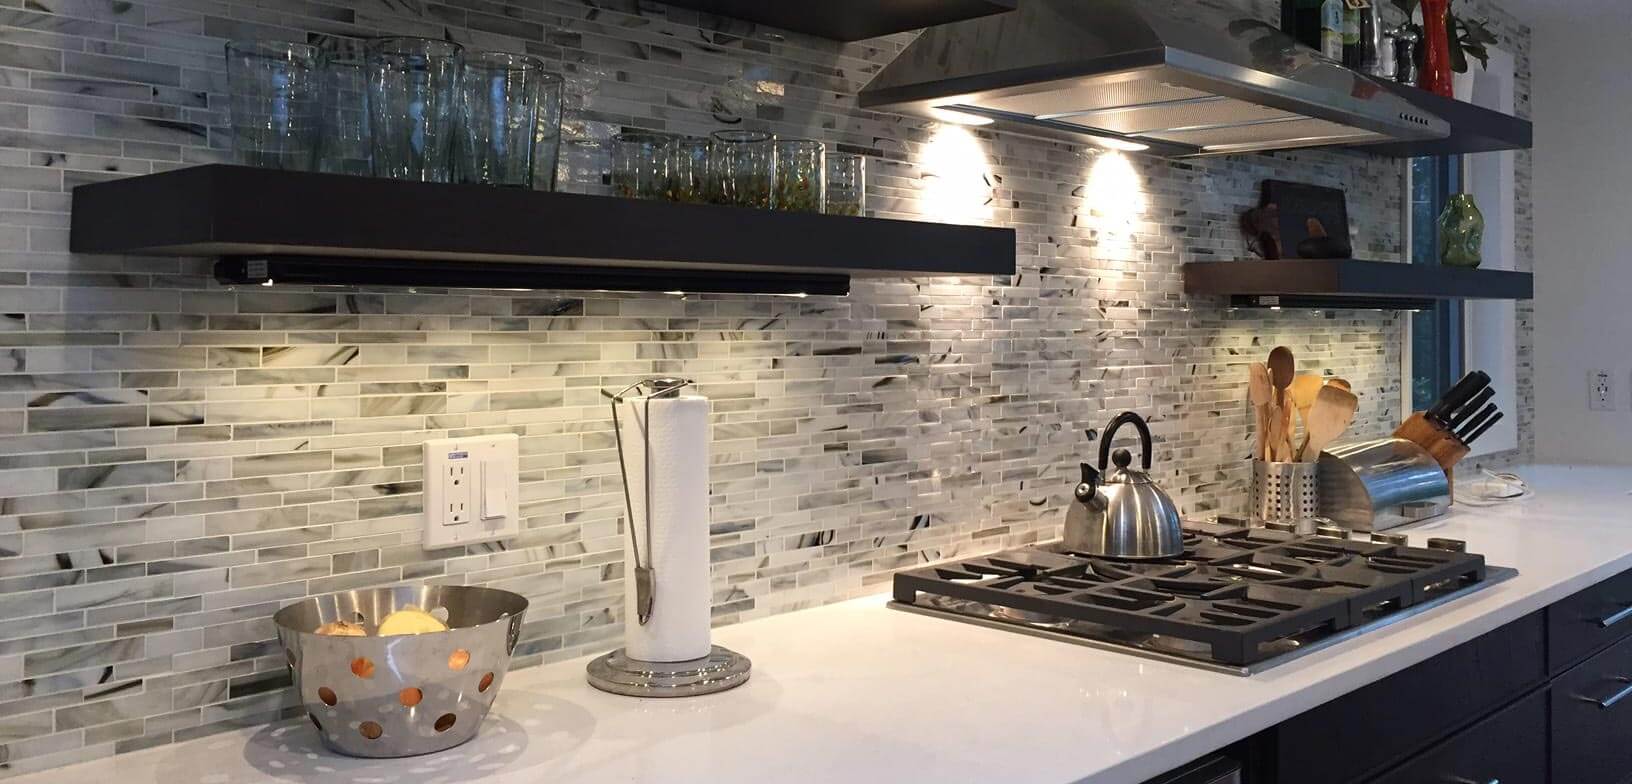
1419;0;1454;98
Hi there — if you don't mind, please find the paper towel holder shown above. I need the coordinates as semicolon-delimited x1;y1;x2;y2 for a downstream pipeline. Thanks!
590;377;752;698
605;377;695;625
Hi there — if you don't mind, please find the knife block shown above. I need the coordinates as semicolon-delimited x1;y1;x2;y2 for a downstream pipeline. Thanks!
1392;412;1470;501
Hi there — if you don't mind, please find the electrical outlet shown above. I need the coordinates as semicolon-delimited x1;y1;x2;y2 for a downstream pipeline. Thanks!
423;434;519;547
1590;369;1615;411
444;461;471;525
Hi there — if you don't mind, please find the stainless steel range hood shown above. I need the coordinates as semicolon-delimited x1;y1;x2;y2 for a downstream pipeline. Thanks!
858;0;1449;157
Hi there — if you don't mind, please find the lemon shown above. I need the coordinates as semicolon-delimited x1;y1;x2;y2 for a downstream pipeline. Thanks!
378;606;449;636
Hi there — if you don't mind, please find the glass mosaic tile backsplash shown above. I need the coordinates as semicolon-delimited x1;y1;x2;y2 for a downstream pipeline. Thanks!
0;0;1530;774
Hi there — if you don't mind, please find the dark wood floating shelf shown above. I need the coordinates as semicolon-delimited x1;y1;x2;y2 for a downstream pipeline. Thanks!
69;165;1015;296
1183;259;1534;310
1366;80;1532;157
662;0;1017;41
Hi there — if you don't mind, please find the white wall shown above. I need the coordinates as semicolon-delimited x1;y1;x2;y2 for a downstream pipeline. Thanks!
1530;0;1632;463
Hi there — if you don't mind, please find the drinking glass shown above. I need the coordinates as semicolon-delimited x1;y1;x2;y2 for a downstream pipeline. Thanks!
825;152;865;216
558;138;611;195
226;40;322;170
455;51;546;187
709;129;772;208
665;136;710;203
366;37;463;182
772;138;824;212
610;132;669;200
531;73;564;191
318;52;370;175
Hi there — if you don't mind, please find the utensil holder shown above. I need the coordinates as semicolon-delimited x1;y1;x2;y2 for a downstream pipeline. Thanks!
1251;460;1319;523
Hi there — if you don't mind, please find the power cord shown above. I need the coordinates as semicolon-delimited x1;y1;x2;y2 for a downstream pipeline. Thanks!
1454;467;1532;506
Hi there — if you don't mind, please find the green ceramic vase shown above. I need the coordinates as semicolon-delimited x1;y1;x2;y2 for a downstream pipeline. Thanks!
1438;193;1484;268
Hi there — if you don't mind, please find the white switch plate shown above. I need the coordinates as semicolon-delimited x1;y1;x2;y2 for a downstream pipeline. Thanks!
423;433;519;548
1590;370;1615;412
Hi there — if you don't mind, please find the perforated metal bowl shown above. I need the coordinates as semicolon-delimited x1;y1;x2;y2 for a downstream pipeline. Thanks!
274;586;528;758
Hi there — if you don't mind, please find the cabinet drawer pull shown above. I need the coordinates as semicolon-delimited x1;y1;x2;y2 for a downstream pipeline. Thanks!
1581;676;1632;709
1597;604;1632;628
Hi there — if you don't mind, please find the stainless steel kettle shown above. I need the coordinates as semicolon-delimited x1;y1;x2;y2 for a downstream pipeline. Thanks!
1064;411;1185;559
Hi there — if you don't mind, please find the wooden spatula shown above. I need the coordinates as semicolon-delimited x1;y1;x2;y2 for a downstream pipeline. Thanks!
1248;363;1274;461
1289;374;1325;443
1300;385;1359;461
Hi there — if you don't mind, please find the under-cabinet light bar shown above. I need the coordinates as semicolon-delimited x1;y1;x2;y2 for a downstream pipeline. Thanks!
215;256;851;297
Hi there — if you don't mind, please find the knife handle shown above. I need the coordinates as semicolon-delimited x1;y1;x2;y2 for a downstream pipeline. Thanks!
1462;411;1505;446
1447;387;1496;429
1428;371;1490;423
1456;403;1500;441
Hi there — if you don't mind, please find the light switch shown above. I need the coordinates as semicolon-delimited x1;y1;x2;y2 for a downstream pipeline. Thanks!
424;434;520;548
480;459;507;520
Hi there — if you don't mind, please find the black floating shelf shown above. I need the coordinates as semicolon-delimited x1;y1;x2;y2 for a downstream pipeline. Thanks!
69;165;1015;295
1183;259;1533;310
1365;80;1532;157
662;0;1017;41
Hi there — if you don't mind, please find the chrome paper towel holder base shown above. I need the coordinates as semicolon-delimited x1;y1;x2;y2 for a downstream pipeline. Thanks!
586;645;752;697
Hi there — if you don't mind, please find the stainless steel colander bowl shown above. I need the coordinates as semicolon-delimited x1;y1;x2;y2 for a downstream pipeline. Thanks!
274;585;528;758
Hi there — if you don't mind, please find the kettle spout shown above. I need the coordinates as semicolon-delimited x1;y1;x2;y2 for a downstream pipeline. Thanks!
1074;462;1100;503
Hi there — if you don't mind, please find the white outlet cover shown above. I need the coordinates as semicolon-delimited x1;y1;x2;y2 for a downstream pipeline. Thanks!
423;433;520;548
1590;370;1616;412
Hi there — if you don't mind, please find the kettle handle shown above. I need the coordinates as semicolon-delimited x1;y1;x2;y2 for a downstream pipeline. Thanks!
1098;412;1153;471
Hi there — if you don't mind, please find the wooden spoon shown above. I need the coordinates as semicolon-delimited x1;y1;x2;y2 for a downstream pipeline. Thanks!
1289;374;1325;441
1301;384;1359;461
1267;347;1296;461
1248;363;1274;461
1326;377;1352;392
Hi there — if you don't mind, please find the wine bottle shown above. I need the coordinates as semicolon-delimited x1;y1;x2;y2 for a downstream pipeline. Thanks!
1281;0;1324;50
1358;0;1380;74
1341;0;1362;68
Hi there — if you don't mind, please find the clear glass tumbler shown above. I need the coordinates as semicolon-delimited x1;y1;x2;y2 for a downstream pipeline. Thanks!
455;51;546;187
318;52;371;176
825;152;865;216
708;130;773;208
665;136;711;203
226;40;322;170
531;73;564;191
610;132;670;200
558;138;611;196
772;138;825;212
366;37;463;182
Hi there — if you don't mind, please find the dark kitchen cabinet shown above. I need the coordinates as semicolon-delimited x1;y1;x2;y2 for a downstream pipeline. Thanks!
1548;567;1632;674
1552;631;1632;784
1251;613;1545;784
1242;564;1632;784
1367;689;1547;784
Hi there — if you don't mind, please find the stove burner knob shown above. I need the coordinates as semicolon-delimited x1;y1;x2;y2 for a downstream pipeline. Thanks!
1370;532;1410;546
1262;520;1297;533
1315;524;1349;539
1426;537;1467;552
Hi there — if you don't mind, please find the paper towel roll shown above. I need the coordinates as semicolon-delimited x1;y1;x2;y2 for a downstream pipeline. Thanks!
616;393;711;662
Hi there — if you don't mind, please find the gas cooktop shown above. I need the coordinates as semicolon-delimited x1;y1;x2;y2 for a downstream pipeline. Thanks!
891;522;1512;675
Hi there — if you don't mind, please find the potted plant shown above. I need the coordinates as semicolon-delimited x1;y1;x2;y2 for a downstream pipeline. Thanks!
1390;0;1500;100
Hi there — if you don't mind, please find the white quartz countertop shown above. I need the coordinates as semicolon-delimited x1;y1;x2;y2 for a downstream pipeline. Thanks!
20;464;1632;784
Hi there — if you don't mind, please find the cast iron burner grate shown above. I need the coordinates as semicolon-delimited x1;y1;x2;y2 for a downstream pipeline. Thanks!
892;524;1488;669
